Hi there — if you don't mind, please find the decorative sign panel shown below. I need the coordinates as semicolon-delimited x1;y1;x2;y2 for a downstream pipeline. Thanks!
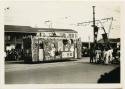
62;51;73;58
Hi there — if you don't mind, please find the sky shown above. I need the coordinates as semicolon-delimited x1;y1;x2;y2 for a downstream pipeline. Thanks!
4;1;122;42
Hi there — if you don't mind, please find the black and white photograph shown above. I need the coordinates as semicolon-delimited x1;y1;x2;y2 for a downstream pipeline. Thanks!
4;0;122;84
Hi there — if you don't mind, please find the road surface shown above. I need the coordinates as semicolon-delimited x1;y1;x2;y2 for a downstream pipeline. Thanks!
5;57;119;84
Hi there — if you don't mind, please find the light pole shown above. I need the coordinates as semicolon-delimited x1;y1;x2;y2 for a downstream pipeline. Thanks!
44;20;53;28
88;36;90;49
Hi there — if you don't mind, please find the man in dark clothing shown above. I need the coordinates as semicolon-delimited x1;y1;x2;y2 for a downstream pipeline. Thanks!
90;48;95;63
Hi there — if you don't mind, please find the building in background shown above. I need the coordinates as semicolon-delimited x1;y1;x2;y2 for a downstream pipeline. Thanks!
97;38;120;49
81;38;120;57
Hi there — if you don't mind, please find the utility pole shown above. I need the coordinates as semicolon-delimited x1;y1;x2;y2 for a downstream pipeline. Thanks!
93;6;96;43
93;6;95;30
92;6;99;49
92;6;96;49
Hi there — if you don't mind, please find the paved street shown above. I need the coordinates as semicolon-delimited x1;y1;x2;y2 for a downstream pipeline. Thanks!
5;57;119;84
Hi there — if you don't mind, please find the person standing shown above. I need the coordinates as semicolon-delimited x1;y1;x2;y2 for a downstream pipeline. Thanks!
90;47;94;63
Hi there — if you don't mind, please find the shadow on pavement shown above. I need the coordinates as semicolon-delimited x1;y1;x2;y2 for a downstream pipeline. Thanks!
5;59;77;64
97;66;120;83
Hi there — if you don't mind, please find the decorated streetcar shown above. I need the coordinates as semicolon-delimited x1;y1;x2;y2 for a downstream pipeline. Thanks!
23;31;82;63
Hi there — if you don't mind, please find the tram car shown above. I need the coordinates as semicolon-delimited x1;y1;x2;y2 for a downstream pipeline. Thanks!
23;32;82;63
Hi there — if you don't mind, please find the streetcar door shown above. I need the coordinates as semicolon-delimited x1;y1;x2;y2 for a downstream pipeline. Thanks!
38;38;44;61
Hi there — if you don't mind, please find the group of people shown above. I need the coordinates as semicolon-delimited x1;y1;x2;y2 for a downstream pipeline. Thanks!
5;49;23;61
90;47;115;64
